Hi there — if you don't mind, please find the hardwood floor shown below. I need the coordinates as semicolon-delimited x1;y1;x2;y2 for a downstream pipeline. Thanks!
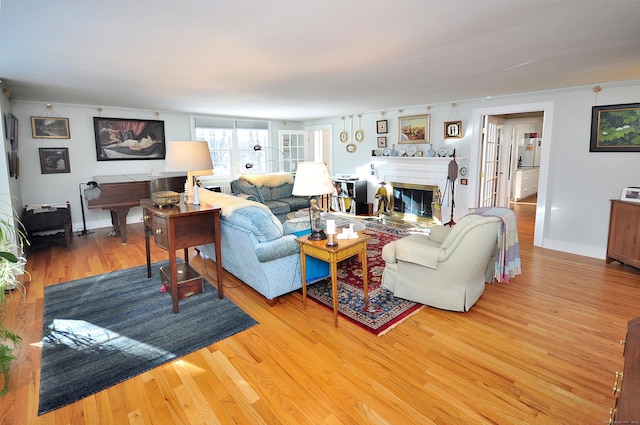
1;204;639;424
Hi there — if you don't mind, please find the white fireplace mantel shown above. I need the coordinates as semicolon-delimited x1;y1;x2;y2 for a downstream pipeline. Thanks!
367;156;462;224
370;157;460;190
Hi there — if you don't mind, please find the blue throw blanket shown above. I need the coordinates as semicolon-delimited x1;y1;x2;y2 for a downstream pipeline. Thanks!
468;207;522;283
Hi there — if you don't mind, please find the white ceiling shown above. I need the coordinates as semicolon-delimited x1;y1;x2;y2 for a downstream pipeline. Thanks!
1;0;639;121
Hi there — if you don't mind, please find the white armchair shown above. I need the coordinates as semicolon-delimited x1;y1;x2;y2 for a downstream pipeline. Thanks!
381;214;501;311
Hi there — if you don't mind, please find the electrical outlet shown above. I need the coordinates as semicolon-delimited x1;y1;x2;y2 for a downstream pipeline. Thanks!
460;178;468;185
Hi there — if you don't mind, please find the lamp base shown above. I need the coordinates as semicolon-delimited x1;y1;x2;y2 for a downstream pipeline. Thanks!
309;228;327;241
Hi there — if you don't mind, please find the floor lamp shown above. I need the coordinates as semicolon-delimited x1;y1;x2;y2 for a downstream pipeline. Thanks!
246;144;288;172
292;162;335;240
76;181;98;236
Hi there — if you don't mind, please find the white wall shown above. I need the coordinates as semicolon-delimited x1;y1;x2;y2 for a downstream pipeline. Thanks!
0;82;23;233
10;102;292;232
303;80;640;259
9;80;640;258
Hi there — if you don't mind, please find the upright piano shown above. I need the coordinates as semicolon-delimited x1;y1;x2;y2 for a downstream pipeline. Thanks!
87;174;185;244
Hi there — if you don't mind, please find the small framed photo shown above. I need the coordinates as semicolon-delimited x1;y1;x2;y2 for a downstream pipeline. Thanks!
31;117;70;139
620;187;640;203
398;114;429;144
39;147;70;174
444;120;462;139
377;136;387;148
376;119;388;134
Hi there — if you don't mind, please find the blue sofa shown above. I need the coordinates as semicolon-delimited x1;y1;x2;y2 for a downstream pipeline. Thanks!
230;173;309;222
197;189;328;304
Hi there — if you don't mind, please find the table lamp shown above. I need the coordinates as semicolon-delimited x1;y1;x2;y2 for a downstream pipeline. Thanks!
292;162;335;240
164;141;213;205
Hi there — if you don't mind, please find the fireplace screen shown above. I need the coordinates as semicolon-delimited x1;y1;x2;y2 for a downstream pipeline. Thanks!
389;182;438;222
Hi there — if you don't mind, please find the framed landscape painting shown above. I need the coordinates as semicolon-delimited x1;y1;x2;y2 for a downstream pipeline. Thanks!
398;114;429;144
590;103;640;152
31;117;70;139
93;117;166;161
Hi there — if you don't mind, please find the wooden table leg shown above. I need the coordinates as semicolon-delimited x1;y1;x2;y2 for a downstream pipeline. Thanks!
213;211;224;299
169;249;179;314
331;261;339;327
145;229;151;278
300;251;307;307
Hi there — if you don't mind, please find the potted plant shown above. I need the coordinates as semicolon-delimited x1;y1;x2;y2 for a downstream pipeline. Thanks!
0;207;28;396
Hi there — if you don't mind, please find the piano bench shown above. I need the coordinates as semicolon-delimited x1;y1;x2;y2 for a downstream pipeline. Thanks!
22;202;72;255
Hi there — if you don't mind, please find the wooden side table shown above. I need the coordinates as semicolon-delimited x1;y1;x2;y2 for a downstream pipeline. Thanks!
141;199;223;313
296;231;370;327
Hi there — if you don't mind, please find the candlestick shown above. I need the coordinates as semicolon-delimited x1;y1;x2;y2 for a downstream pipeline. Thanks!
326;219;336;234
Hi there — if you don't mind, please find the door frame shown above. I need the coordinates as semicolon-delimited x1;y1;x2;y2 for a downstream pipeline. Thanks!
305;124;333;173
469;101;554;247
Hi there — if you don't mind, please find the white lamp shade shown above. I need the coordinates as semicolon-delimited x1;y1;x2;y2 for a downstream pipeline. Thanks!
292;162;335;196
164;141;213;172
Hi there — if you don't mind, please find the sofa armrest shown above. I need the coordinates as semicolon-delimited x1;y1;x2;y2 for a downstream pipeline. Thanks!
392;234;441;269
254;235;300;262
237;193;259;202
397;243;441;270
381;240;399;263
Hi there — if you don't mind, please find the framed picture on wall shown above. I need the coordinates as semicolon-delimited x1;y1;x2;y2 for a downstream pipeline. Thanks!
5;113;18;150
398;114;429;144
377;136;387;148
7;151;18;178
93;117;166;161
31;117;70;139
39;148;70;174
376;119;388;134
444;120;462;139
590;103;640;152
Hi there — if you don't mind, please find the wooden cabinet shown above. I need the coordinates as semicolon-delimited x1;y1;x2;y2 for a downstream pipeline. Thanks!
606;200;640;270
331;179;367;215
609;317;640;423
513;167;539;201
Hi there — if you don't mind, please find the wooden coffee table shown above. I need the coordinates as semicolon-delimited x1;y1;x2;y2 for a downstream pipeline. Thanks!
296;231;370;327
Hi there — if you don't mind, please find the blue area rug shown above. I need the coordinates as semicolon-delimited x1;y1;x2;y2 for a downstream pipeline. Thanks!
38;261;257;415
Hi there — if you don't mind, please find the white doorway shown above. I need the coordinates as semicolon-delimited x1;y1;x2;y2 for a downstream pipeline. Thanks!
305;124;333;173
469;102;554;247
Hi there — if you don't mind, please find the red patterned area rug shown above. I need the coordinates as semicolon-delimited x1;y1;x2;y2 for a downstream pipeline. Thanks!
305;227;423;336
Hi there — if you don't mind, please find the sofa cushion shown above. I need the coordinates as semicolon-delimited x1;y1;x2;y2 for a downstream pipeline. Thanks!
264;200;291;217
259;186;272;201
231;179;264;203
270;183;293;200
225;206;284;242
278;196;309;211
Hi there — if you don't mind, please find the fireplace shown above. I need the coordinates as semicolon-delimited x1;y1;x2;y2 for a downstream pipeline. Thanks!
370;156;452;224
388;181;438;223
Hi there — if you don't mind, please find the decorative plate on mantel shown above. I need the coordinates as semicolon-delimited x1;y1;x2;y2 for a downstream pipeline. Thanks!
405;144;417;157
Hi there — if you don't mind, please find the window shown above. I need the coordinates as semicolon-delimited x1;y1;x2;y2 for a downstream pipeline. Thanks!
193;117;270;177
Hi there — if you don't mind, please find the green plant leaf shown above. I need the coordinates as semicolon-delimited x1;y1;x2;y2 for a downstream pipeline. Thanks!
0;252;18;263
